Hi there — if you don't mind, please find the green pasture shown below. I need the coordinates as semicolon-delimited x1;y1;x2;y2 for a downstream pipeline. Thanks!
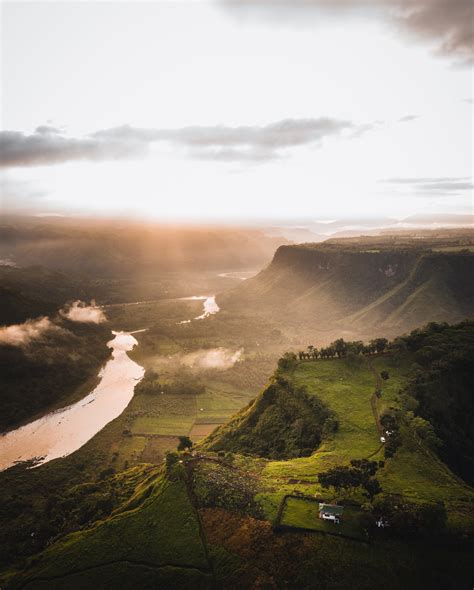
11;469;210;589
196;385;253;424
293;358;381;461
256;356;474;529
280;497;365;539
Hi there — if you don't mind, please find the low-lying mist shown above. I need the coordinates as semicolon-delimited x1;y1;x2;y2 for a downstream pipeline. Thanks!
60;300;106;324
154;347;244;372
0;317;61;347
0;301;108;348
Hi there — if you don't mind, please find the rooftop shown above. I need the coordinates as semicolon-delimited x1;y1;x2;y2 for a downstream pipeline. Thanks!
319;503;344;516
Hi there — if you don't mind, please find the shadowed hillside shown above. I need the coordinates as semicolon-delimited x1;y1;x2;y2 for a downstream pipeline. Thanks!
218;236;474;339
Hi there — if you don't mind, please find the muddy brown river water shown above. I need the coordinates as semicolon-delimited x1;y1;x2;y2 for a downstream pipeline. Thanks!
0;331;145;471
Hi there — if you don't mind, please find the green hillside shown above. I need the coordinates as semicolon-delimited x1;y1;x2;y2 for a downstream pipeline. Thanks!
5;465;213;589
201;378;333;459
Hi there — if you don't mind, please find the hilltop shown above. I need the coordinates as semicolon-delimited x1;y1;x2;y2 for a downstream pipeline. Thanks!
202;378;333;459
218;233;474;339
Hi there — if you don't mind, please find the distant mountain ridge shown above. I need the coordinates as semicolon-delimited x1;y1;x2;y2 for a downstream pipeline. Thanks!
218;235;474;338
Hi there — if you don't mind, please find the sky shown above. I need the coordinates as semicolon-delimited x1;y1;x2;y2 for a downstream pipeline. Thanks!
0;0;473;222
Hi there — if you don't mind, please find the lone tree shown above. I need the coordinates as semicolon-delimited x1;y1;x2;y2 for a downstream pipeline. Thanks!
177;436;193;451
380;370;390;381
278;352;298;370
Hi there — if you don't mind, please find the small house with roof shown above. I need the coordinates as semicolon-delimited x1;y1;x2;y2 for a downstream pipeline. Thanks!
319;503;344;524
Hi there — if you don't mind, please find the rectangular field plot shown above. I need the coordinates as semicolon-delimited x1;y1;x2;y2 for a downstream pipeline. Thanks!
195;387;250;424
131;415;195;436
280;497;365;540
189;423;218;441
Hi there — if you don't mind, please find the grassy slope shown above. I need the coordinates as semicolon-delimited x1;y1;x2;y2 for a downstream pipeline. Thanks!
7;467;212;589
256;357;474;530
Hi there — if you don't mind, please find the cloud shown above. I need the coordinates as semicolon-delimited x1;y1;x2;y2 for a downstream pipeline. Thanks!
60;301;107;324
0;128;146;168
381;176;474;195
394;0;473;66
179;347;243;370
417;181;474;191
398;115;420;123
0;118;373;168
219;0;473;65
383;176;471;184
0;317;58;347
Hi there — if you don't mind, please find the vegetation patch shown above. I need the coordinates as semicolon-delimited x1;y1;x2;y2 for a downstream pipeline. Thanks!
191;460;262;517
201;378;333;459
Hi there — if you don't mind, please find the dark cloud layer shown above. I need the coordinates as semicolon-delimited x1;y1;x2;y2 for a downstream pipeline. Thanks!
0;128;146;168
220;0;473;65
0;118;374;168
395;0;473;65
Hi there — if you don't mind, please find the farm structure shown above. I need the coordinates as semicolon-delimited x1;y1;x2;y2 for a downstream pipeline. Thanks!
319;503;344;524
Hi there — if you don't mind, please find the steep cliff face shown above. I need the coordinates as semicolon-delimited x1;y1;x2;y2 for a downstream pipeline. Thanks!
218;245;474;336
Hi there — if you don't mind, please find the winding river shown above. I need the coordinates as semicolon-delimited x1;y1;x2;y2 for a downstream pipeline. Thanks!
0;331;145;471
0;294;223;471
179;295;220;323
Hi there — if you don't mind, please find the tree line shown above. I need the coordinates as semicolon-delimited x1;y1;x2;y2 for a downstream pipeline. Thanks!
296;337;389;361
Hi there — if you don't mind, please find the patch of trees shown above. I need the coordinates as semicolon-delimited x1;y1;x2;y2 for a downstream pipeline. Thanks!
277;352;298;370
135;368;205;397
396;320;474;485
318;459;382;499
203;379;336;459
380;413;402;458
296;337;389;361
372;496;447;537
192;460;262;517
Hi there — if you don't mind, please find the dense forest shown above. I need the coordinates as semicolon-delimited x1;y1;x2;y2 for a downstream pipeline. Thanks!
396;321;474;485
0;320;111;432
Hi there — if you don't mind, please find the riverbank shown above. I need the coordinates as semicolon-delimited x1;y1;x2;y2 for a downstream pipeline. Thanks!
0;331;144;471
